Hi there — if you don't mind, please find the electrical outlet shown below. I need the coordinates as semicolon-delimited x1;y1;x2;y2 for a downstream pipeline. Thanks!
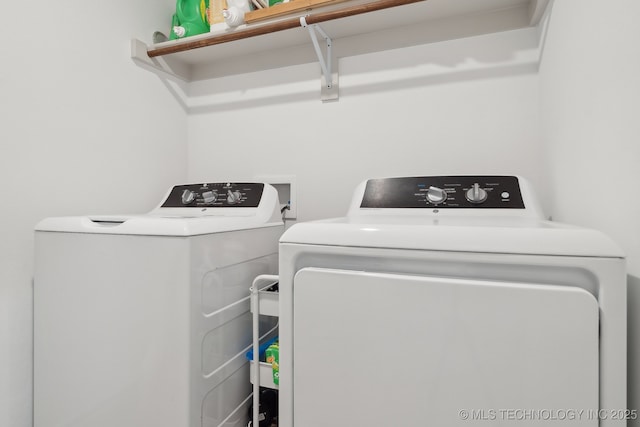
255;175;297;219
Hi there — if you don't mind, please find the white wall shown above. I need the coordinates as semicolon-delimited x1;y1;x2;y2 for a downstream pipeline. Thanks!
0;2;186;426
4;1;638;425
188;28;547;222
539;0;640;421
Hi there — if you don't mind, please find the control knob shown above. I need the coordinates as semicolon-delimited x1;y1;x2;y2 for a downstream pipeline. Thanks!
202;191;217;204
227;190;242;205
181;189;196;205
426;186;447;204
465;183;488;204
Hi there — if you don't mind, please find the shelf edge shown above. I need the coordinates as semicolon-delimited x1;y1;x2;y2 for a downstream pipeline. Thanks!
147;0;427;58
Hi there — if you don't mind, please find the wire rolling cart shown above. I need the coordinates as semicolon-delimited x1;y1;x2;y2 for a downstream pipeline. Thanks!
249;275;280;427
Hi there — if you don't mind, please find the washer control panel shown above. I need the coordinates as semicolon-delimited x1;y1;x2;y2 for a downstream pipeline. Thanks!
360;176;525;209
161;183;264;208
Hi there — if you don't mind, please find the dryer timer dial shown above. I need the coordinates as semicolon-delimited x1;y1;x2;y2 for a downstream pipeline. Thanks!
466;183;488;204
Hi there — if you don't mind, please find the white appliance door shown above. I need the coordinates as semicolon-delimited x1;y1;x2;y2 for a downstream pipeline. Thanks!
293;268;599;426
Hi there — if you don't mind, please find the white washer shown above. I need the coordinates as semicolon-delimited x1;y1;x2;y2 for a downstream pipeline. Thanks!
34;182;283;427
278;175;626;427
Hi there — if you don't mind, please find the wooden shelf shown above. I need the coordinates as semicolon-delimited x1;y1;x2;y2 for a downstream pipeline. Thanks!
132;0;548;86
147;0;423;58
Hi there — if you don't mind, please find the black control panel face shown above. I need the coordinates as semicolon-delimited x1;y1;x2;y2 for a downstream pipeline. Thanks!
161;183;265;208
360;176;525;209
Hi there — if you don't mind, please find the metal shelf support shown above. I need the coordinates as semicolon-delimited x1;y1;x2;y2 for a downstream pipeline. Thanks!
300;17;339;102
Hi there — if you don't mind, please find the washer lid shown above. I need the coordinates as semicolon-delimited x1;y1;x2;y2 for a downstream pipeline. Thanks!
279;215;624;258
36;214;282;236
35;182;283;236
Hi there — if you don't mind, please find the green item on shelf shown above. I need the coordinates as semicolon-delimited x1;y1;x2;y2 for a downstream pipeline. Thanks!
170;0;210;40
265;341;279;385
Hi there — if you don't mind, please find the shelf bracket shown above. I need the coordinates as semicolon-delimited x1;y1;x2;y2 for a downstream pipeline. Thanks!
300;17;339;102
130;39;190;82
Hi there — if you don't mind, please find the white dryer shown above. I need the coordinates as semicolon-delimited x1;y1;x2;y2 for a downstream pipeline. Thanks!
34;182;283;427
277;176;626;427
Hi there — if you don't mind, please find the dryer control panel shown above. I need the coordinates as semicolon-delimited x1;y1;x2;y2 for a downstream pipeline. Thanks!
360;176;525;209
161;183;265;208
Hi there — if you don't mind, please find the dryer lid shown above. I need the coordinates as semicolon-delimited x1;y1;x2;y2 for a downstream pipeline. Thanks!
280;215;624;258
280;175;624;258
